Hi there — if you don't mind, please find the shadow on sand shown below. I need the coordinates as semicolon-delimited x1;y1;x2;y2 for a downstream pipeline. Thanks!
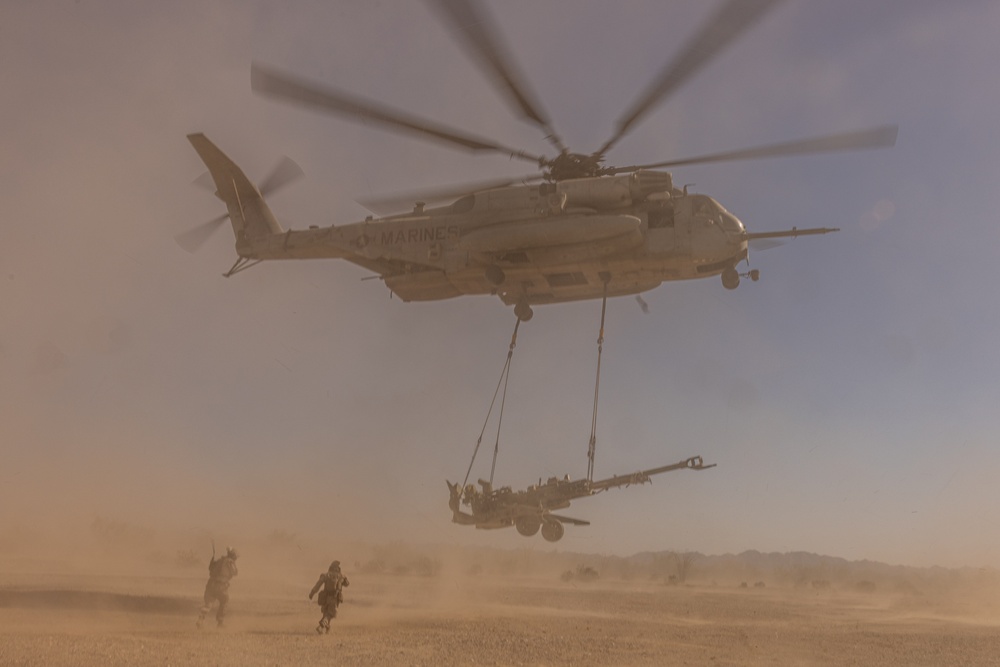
0;589;198;615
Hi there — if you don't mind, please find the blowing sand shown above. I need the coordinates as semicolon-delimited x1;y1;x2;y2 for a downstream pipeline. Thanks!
3;560;1000;666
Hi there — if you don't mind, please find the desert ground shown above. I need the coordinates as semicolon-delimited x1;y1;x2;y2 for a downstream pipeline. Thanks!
3;546;1000;667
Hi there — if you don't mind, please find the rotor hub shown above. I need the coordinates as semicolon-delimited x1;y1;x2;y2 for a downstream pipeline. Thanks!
544;152;605;181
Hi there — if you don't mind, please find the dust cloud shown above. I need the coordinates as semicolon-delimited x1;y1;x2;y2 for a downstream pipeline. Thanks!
5;0;1000;663
4;513;1000;666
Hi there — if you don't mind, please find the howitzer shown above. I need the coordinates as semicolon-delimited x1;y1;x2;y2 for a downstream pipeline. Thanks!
447;456;715;542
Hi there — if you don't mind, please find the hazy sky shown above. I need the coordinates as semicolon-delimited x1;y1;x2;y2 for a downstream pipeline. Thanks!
2;0;999;568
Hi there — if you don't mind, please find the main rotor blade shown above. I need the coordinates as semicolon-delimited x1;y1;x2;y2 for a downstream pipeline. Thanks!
748;238;785;252
175;213;228;254
357;174;544;216
598;0;786;156
604;125;898;173
258;156;304;198
251;62;544;165
426;0;565;153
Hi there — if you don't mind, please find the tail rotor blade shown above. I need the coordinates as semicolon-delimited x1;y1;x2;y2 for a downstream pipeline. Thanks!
258;156;304;197
184;149;300;254
175;213;229;253
193;171;217;193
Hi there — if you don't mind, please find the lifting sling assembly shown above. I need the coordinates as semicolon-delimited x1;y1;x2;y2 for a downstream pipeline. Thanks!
587;281;608;482
450;295;716;542
461;317;520;492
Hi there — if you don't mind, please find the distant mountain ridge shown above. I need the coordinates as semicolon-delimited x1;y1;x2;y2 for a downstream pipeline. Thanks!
618;548;992;590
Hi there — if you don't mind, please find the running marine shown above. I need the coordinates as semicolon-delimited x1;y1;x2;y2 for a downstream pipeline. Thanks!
198;546;239;628
309;560;349;634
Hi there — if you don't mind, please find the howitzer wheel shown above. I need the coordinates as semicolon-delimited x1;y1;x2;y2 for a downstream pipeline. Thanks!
515;514;541;537
541;518;565;542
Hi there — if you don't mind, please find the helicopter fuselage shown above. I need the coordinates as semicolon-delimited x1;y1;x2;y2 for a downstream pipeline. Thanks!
238;171;754;310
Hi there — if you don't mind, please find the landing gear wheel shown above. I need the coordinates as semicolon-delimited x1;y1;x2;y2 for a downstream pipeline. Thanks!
516;514;541;537
721;267;740;290
514;301;534;322
749;269;760;282
541;519;565;542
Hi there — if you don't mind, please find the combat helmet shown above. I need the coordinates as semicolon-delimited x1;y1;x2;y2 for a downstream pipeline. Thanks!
329;560;341;571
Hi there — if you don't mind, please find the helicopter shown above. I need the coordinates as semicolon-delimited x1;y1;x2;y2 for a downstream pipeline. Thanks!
182;0;896;322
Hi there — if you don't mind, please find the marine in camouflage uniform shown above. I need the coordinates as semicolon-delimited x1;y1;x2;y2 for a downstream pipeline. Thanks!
197;546;239;628
309;560;349;634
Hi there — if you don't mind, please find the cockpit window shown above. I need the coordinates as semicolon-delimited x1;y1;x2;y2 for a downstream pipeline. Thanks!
719;211;744;233
689;195;742;232
691;195;716;216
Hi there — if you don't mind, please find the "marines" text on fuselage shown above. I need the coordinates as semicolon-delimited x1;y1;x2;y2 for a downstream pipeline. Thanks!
380;225;460;245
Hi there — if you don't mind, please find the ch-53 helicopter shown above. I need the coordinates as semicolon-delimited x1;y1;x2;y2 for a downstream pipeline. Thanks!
182;0;896;322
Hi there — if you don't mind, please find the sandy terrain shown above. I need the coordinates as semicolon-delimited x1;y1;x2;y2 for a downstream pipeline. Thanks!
3;565;1000;667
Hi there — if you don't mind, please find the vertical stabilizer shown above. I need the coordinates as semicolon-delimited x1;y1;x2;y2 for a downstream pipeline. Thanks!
187;133;284;242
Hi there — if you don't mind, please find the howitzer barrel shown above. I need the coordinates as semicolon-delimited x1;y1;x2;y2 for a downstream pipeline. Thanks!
589;456;715;492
